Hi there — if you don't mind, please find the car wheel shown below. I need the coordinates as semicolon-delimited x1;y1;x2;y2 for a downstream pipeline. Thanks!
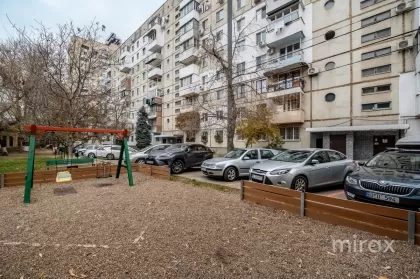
292;175;308;192
223;166;238;182
106;154;115;160
88;153;95;158
135;158;145;164
171;160;184;174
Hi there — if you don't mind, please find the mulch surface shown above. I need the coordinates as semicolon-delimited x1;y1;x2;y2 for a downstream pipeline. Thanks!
0;173;419;278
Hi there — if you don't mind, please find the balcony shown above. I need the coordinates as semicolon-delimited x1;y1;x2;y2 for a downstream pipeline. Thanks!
266;80;303;99
180;10;200;27
272;109;304;124
151;124;162;133
148;108;162;119
266;0;299;16
269;91;304;124
179;27;199;44
264;51;306;76
178;46;198;65
179;64;200;79
148;89;163;99
119;60;132;73
266;17;305;48
145;53;162;67
148;67;163;80
145;25;163;53
119;78;131;91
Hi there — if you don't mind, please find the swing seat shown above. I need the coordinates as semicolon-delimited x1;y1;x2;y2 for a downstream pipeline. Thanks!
56;171;72;183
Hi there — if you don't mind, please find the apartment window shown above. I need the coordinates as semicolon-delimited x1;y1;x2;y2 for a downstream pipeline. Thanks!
237;84;246;98
237;39;245;51
181;75;193;87
167;104;170;108
136;64;140;72
202;56;209;67
269;3;298;22
202;93;209;103
136;41;139;48
175;109;181;113
361;11;391;27
216;130;223;140
256;31;266;45
142;72;146;80
256;55;266;70
175;93;180;97
362;84;391;94
280;127;300;141
132;57;134;63
362;65;391;77
175;38;180;43
237;18;244;31
136;88;139;95
175;77;179;83
143;85;146;92
180;19;199;36
202;75;207;85
361;47;391;60
237;0;244;9
256;6;266;19
271;70;301;91
175;101;182;106
256;79;267;94
216;9;224;22
237;62;245;75
136;76;139;84
180;0;199;18
175;61;180;66
131;102;134;108
136;53;139;60
361;0;385;9
362;28;391;43
202;113;208;122
216;30;223;41
237;107;246;119
142;48;146;55
217;90;224;99
325;62;336;71
216;110;224;120
131;68;134;74
202;19;208;30
278;42;300;60
131;113;134;119
361;102;391;111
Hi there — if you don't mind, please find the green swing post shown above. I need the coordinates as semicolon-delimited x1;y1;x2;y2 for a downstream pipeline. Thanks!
24;126;37;204
115;132;134;186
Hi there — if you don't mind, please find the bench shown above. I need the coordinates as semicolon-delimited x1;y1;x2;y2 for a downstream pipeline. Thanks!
46;158;95;169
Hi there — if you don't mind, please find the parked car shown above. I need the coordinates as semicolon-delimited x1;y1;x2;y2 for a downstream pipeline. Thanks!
345;144;420;211
100;145;138;160
78;144;100;156
129;144;171;163
145;143;213;174
249;148;356;191
84;145;114;158
201;148;281;181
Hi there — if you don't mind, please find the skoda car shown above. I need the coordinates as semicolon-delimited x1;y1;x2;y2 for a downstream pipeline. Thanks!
129;144;171;163
249;148;356;191
345;148;420;211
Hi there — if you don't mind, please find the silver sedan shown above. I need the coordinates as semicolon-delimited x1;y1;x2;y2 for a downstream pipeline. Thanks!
201;148;280;181
249;148;356;191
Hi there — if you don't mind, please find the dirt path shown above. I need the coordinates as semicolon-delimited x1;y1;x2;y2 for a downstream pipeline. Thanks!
0;174;419;278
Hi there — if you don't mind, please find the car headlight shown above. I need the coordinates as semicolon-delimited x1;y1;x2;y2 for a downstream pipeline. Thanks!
207;164;216;169
346;176;358;185
269;169;291;175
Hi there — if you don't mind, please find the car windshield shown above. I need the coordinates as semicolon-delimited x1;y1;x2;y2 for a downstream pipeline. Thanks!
365;152;420;172
166;144;188;151
224;149;246;159
270;150;313;163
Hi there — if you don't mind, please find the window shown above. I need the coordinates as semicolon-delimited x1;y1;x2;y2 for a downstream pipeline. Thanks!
362;84;391;94
132;57;134;63
237;62;245;75
328;151;346;161
256;79;267;94
237;84;246;98
175;93;180;97
167;104;170;108
179;19;199;36
180;0;199;18
175;101;181;106
181;75;193;87
324;0;334;9
325;31;335;40
245;150;258;160
132;90;135;96
142;48;146;55
256;31;266;45
256;55;266;70
312;151;330;164
175;109;180;113
167;119;170;123
280;127;300;141
202;113;208;122
237;39;245;51
202;131;208;141
217;90;224;99
271;70;301;91
325;62;336;71
136;76;139;83
361;11;390;27
143;72;146;80
256;6;266;19
362;65;391;77
202;93;209;103
261;150;274;159
361;0;385;9
216;10;224;21
278;42;300;60
237;107;246;119
269;3;298;22
361;47;391;60
216;130;224;140
202;56;209;67
325;93;336;102
136;64;140;72
361;102;391;111
237;0;244;9
216;110;223;120
237;18;244;31
361;28;390;43
202;75;207;85
216;30;223;41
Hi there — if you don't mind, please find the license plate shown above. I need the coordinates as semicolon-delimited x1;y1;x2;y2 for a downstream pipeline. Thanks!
365;192;399;204
146;160;154;164
251;174;263;181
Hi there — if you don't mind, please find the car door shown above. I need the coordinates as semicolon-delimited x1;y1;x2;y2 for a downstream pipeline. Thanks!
237;149;259;175
307;151;332;187
185;145;199;167
260;149;275;161
192;145;207;166
327;151;348;184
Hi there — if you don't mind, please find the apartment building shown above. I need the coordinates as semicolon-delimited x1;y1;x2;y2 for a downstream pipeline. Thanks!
110;0;418;159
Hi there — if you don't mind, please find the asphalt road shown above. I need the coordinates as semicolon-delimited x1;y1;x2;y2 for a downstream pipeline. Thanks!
178;168;347;199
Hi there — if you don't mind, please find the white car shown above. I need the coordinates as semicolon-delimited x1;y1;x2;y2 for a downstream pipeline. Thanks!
84;145;114;158
99;145;138;160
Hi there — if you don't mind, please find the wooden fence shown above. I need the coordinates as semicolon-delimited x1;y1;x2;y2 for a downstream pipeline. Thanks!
241;180;420;246
0;164;170;187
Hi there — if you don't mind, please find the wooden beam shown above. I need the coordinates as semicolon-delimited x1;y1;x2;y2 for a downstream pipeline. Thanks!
23;125;129;137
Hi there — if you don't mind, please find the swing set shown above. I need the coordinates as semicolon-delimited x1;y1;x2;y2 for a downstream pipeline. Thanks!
23;124;134;204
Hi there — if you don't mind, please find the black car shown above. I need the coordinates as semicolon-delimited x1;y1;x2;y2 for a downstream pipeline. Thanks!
145;143;214;174
344;149;420;211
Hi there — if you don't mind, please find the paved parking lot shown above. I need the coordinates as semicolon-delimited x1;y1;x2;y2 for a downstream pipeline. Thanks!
178;168;347;199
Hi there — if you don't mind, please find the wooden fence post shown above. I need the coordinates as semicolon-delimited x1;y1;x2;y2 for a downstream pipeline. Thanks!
168;167;171;180
408;211;416;245
0;174;4;188
149;165;152;177
300;191;305;217
240;180;244;200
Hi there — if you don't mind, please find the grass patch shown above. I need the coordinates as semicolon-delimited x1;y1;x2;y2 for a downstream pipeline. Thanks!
171;175;239;193
0;157;51;174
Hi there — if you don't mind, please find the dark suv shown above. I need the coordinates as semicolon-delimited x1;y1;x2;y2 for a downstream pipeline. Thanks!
344;148;420;211
145;143;214;174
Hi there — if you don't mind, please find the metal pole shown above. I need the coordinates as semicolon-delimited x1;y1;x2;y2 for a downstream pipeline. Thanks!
123;138;134;186
226;0;234;152
24;134;36;204
408;211;416;245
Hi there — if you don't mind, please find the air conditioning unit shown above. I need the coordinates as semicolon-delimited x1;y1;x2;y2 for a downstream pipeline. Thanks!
197;6;202;13
259;41;266;48
254;0;261;4
308;67;320;76
199;29;204;36
397;38;413;51
396;2;412;14
267;48;275;55
217;0;224;4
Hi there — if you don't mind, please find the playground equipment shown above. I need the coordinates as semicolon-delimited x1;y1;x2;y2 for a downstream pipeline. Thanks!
23;124;134;204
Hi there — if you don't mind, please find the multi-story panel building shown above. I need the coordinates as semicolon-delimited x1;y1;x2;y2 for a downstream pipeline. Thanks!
111;0;418;159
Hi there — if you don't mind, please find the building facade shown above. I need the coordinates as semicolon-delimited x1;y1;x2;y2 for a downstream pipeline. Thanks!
110;0;419;159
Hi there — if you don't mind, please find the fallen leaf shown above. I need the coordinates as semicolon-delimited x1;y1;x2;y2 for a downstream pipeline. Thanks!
39;253;43;258
251;217;257;220
327;251;336;256
382;266;391;270
378;276;388;279
40;272;44;278
69;269;87;278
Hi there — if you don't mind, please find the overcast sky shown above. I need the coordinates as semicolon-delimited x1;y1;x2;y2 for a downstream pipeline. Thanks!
0;0;164;42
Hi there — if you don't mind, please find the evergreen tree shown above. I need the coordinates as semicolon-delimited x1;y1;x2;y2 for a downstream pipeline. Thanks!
135;106;151;149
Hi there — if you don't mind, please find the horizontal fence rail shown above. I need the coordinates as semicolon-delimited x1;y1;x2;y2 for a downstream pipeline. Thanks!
241;180;419;246
138;164;171;180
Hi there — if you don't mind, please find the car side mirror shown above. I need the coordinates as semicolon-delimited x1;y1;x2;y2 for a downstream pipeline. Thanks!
358;161;366;166
311;159;320;165
243;156;250;160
